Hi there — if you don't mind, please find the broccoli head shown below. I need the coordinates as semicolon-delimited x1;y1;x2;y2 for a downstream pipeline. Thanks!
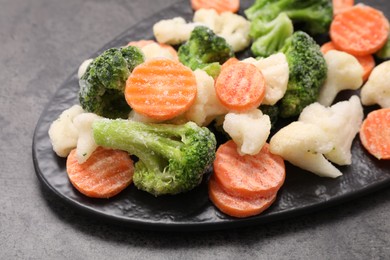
278;31;327;118
92;119;217;196
245;0;332;35
250;12;293;57
79;46;144;119
178;26;234;71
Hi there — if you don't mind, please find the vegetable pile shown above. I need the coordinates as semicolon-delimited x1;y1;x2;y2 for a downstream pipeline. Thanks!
48;0;390;219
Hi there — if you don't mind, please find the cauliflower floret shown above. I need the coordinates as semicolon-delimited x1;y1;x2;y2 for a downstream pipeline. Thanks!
269;121;342;178
318;50;363;106
73;113;101;164
223;109;271;155
193;9;251;52
242;53;289;105
153;17;198;45
299;95;363;165
48;105;84;157
185;69;227;126
360;60;390;108
77;58;93;79
141;43;176;60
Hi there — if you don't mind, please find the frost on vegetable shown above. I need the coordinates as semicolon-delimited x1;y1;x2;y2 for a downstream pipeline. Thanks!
360;60;390;108
153;17;198;45
269;121;342;178
141;42;177;61
73;113;102;164
48;105;84;157
299;96;363;165
318;50;363;106
223;109;271;155
242;53;289;105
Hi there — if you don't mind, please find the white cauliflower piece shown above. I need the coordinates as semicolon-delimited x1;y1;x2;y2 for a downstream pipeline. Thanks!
242;53;289;105
269;121;342;178
185;69;228;126
223;109;271;155
318;50;363;106
299;95;363;165
193;9;251;52
216;12;251;52
153;17;198;45
73;113;101;164
141;43;176;61
360;60;390;108
77;58;93;79
48;105;84;157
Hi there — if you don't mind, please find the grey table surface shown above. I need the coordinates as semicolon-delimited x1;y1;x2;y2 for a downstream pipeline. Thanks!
1;0;389;259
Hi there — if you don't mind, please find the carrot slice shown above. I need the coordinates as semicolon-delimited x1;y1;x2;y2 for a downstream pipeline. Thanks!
215;62;266;112
320;41;375;81
125;58;197;120
359;108;390;160
66;147;134;198
127;40;178;61
332;0;354;16
208;176;277;218
213;140;285;198
190;0;240;14
220;57;240;71
330;4;390;56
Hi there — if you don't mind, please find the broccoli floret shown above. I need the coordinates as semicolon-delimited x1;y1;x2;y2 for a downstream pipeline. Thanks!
245;0;332;35
250;13;293;57
200;62;222;79
178;26;234;71
279;31;327;118
79;46;144;119
92;119;217;196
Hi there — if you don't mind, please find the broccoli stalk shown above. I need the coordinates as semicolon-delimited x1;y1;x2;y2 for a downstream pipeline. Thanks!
178;26;234;71
245;0;332;35
79;46;144;119
278;31;327;118
92;119;217;196
250;13;293;57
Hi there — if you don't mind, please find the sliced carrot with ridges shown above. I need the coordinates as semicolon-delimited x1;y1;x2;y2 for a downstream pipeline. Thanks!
332;0;354;16
359;108;390;160
208;176;277;218
66;147;134;198
330;5;390;56
215;62;265;112
191;0;239;14
220;57;240;71
213;141;285;198
125;58;197;120
127;40;178;60
320;41;375;81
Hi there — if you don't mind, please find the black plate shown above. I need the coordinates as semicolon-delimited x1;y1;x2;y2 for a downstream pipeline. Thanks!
33;0;390;231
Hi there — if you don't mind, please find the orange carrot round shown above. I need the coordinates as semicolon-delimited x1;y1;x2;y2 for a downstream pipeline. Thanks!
320;41;375;81
127;40;178;60
213;141;285;198
208;176;277;218
66;147;134;198
330;4;390;56
215;62;265;112
191;0;240;14
332;0;354;16
220;57;240;71
125;58;197;120
359;108;390;160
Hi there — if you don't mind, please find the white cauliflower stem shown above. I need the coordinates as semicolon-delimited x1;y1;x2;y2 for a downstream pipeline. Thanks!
185;69;227;126
242;53;289;105
318;50;363;106
299;96;363;165
48;105;84;157
73;113;101;164
360;60;390;108
223;109;271;155
270;121;342;178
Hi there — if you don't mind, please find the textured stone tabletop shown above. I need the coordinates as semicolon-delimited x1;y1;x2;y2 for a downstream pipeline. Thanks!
1;0;389;259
